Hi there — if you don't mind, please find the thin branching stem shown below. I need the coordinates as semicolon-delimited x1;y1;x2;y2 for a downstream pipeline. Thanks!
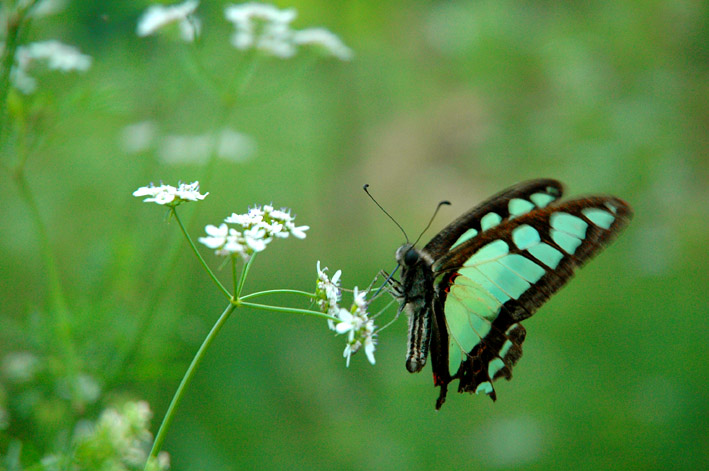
235;254;254;298
236;300;337;322
239;289;316;301
172;208;231;299
146;302;237;467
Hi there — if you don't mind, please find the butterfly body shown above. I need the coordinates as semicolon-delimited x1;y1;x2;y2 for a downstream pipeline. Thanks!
390;179;632;409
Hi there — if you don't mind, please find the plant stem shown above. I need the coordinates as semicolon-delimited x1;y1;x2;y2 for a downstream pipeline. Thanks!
236;300;336;322
146;302;237;467
13;171;79;397
235;254;254;298
240;289;316;301
172;208;231;299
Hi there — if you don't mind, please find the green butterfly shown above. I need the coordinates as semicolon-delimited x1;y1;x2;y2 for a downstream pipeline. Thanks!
388;179;632;409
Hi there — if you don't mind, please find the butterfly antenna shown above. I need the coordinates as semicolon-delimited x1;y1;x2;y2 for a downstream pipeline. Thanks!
363;184;409;243
411;200;451;247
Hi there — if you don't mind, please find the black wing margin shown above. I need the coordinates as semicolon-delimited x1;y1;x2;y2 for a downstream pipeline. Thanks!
423;179;564;259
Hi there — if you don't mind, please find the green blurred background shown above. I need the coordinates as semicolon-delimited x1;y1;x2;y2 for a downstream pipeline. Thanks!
1;0;708;470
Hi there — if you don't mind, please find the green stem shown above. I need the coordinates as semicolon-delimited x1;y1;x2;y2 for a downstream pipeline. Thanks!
13;171;79;395
172;208;231;300
147;302;237;467
235;254;254;298
232;256;238;295
0;3;31;152
240;289;316;301
236;300;337;322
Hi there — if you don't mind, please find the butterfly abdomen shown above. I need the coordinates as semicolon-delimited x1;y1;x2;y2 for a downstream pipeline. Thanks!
396;245;437;373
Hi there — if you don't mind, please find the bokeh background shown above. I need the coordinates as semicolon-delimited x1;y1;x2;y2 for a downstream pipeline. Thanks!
1;1;708;470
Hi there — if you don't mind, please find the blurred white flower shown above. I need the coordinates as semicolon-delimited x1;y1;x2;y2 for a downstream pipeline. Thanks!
225;3;296;58
335;287;376;366
158;129;256;165
25;0;67;17
201;204;308;260
43;401;169;470
137;0;200;42
17;40;92;72
293;28;353;60
216;129;257;162
224;3;352;60
12;40;92;94
121;121;157;154
133;181;208;206
1;351;39;383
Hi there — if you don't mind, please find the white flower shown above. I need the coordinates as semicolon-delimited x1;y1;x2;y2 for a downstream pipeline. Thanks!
1;352;39;383
316;261;342;329
225;3;297;58
137;0;200;42
224;3;351;61
334;287;376;366
25;0;67;17
133;181;208;206
121;121;157;154
216;129;257;162
198;224;230;249
292;28;353;60
157;129;255;165
200;204;307;260
12;40;92;93
243;225;268;252
16;40;92;72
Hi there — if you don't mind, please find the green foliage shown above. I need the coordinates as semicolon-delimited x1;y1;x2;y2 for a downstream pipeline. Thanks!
1;1;707;470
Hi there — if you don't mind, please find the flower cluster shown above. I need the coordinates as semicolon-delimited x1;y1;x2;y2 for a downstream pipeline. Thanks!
136;0;201;41
40;401;170;471
133;181;208;206
336;287;376;366
316;264;376;366
11;40;92;94
136;1;352;60
224;3;353;60
315;261;342;330
199;204;309;260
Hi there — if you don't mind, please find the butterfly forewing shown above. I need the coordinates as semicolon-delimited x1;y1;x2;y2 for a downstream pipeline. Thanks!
423;179;565;259
420;190;632;409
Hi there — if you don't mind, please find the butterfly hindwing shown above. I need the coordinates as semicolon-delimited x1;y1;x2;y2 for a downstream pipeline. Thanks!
427;195;632;409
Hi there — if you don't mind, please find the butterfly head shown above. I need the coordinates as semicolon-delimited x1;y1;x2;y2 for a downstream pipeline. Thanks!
395;244;420;268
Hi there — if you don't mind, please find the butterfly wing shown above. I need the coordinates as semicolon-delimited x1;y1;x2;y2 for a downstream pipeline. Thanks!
428;196;632;409
423;178;565;259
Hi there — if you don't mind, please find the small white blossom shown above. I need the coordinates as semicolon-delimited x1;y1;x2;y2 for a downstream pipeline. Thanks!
316;261;342;329
43;401;170;471
292;28;353;61
225;3;297;58
224;3;351;60
200;204;307;260
1;352;39;383
137;0;200;42
198;224;230;249
16;40;92;72
12;40;92;94
133;181;208;206
27;0;67;17
121;121;157;154
334;287;376;366
158;129;256;165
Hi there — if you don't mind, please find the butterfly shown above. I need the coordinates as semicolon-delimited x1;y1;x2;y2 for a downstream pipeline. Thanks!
387;179;633;409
